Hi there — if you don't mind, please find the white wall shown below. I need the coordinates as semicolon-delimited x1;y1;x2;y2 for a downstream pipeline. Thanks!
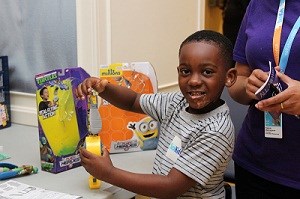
11;0;205;126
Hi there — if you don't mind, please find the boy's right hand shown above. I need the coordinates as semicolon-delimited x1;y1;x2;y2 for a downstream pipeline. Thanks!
76;77;109;100
79;147;114;182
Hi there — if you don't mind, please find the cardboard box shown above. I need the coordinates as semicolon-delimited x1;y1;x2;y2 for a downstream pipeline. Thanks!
35;67;90;173
0;56;11;129
98;62;158;153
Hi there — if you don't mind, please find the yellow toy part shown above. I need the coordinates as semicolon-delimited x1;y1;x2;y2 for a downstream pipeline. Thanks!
88;175;101;189
85;135;102;189
37;81;80;156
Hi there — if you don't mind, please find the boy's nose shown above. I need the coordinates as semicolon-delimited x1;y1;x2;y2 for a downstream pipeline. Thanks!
188;74;202;86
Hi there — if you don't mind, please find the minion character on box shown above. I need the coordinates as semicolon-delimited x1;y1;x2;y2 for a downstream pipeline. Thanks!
127;116;159;150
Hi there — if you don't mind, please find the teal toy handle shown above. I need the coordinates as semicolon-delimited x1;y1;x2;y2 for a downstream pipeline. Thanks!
0;170;20;180
0;163;38;180
0;163;19;180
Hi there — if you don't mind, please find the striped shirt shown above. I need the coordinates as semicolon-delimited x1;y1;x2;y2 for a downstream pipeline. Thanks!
140;91;234;199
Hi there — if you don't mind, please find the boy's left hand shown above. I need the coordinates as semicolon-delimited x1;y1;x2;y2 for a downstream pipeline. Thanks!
255;71;300;115
79;147;114;181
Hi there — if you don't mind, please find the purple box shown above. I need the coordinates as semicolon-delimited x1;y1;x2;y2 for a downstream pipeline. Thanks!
35;67;89;173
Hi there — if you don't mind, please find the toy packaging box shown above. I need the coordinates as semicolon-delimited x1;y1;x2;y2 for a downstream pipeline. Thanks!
98;62;159;153
0;56;11;129
35;67;90;173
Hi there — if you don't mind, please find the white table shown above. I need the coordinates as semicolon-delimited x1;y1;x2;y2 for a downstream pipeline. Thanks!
0;124;156;199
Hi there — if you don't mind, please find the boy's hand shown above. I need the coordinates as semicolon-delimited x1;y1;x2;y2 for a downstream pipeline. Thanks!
76;77;109;100
79;147;114;181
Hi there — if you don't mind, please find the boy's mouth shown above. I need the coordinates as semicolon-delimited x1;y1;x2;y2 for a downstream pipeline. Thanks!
188;91;206;99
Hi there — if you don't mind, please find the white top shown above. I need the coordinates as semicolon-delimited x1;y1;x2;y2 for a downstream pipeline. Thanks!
140;92;234;198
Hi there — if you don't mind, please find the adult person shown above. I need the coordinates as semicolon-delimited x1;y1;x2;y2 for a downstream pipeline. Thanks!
228;0;300;198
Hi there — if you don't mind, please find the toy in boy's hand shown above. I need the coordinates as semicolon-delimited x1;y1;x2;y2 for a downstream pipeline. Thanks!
87;89;102;134
0;163;38;180
75;89;102;153
80;88;102;189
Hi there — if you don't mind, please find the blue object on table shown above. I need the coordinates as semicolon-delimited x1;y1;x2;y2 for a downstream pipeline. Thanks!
0;162;38;180
0;56;11;129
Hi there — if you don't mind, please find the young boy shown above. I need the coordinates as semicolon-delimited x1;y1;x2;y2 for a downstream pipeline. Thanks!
76;30;236;198
38;87;53;112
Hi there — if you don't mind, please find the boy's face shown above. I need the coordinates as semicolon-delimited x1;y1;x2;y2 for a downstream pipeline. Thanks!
178;42;230;114
41;88;49;100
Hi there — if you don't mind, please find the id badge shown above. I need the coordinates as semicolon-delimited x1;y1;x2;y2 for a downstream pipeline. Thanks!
166;136;182;162
264;111;282;138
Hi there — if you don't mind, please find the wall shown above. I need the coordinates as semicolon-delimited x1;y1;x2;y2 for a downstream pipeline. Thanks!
12;0;205;126
0;0;77;127
77;0;205;90
0;0;77;93
110;0;202;89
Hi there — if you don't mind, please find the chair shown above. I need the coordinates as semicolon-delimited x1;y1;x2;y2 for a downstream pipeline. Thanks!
225;159;235;183
225;182;232;199
221;89;248;199
224;159;236;199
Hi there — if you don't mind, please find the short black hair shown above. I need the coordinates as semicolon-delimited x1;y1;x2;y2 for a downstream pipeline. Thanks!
179;30;234;68
39;87;48;97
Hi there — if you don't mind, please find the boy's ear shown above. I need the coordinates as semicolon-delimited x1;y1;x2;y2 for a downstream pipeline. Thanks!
225;68;237;87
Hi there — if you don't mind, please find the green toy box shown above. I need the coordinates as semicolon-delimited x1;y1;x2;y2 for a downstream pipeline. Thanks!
35;67;90;173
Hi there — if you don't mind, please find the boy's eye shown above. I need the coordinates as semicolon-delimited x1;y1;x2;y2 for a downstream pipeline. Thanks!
203;69;214;76
179;68;190;76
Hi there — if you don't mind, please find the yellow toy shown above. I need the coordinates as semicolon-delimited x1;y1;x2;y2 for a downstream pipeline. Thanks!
85;135;101;189
85;90;102;189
